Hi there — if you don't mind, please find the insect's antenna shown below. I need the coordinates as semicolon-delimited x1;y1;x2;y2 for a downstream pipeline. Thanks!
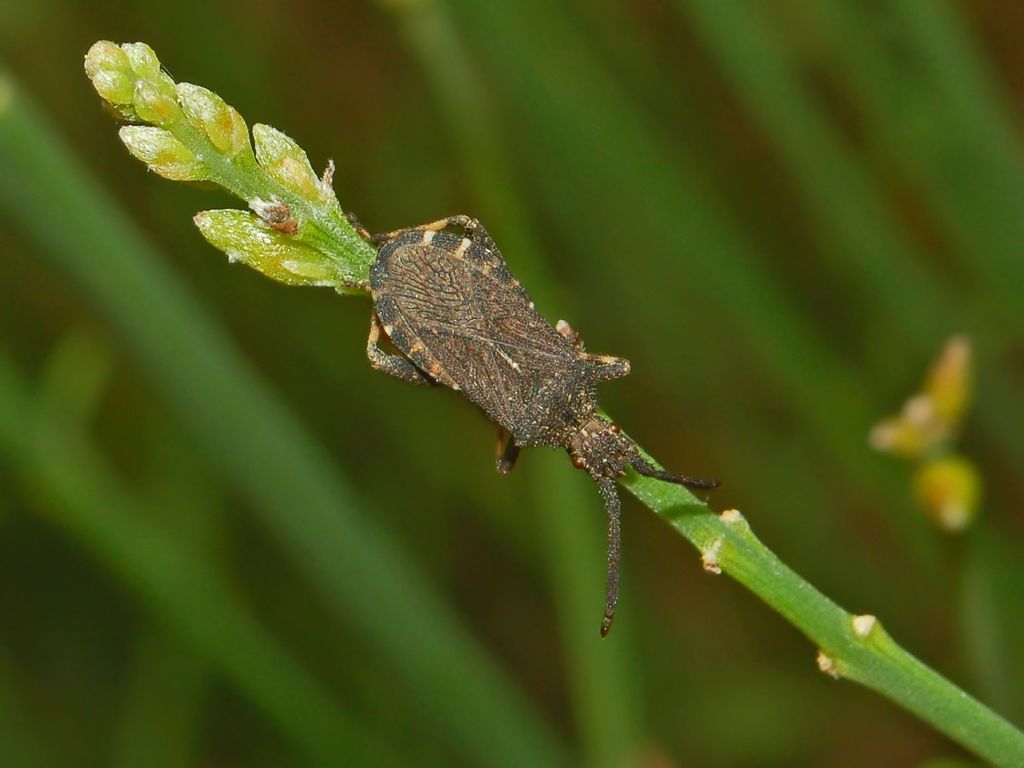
598;478;622;638
631;456;720;490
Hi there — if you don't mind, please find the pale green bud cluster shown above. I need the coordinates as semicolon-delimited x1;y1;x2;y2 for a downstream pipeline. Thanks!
84;39;375;293
869;335;980;531
85;41;199;178
84;41;256;180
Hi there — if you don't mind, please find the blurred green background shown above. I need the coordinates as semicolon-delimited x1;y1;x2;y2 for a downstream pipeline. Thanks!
2;1;1023;766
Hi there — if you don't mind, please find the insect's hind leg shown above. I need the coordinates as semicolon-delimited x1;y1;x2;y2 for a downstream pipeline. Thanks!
495;427;521;474
597;478;622;638
631;456;719;490
366;313;431;385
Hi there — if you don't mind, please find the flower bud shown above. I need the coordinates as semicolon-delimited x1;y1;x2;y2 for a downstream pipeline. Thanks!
133;78;180;126
194;210;346;287
252;124;321;200
119;126;203;181
913;455;981;532
870;335;973;460
121;42;161;79
176;83;250;157
84;41;130;80
925;334;971;427
85;41;136;107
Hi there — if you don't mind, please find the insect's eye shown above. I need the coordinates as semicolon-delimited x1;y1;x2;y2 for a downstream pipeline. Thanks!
609;423;621;435
571;455;586;470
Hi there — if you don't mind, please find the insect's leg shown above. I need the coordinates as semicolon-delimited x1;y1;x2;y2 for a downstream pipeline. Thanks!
366;313;431;385
374;215;500;252
631;456;719;490
367;220;438;246
366;215;468;246
556;320;628;379
598;478;622;638
587;354;630;381
495;427;521;474
344;210;372;241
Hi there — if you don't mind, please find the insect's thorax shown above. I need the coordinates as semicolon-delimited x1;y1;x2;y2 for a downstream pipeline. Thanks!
569;416;639;480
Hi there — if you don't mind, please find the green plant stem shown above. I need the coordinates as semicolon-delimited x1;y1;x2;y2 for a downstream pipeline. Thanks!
0;73;570;768
625;473;1024;767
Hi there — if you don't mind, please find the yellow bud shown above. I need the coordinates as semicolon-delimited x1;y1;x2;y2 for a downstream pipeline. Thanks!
913;456;981;532
133;79;180;126
194;210;346;287
925;334;971;428
119;126;203;181
252;124;321;200
870;336;973;460
121;42;161;79
176;83;250;157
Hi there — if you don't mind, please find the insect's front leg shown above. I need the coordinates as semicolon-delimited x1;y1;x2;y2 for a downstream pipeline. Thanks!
344;210;372;241
370;215;497;253
366;312;432;385
495;427;521;474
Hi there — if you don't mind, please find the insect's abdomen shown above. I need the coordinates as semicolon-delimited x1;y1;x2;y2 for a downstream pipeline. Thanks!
373;236;588;444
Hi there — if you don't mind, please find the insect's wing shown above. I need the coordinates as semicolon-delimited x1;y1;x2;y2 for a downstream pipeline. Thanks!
441;289;576;430
379;242;576;430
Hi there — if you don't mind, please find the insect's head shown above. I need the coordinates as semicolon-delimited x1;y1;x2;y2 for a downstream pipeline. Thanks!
568;416;637;480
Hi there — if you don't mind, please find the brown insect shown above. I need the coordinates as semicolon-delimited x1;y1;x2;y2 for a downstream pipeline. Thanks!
356;214;718;636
